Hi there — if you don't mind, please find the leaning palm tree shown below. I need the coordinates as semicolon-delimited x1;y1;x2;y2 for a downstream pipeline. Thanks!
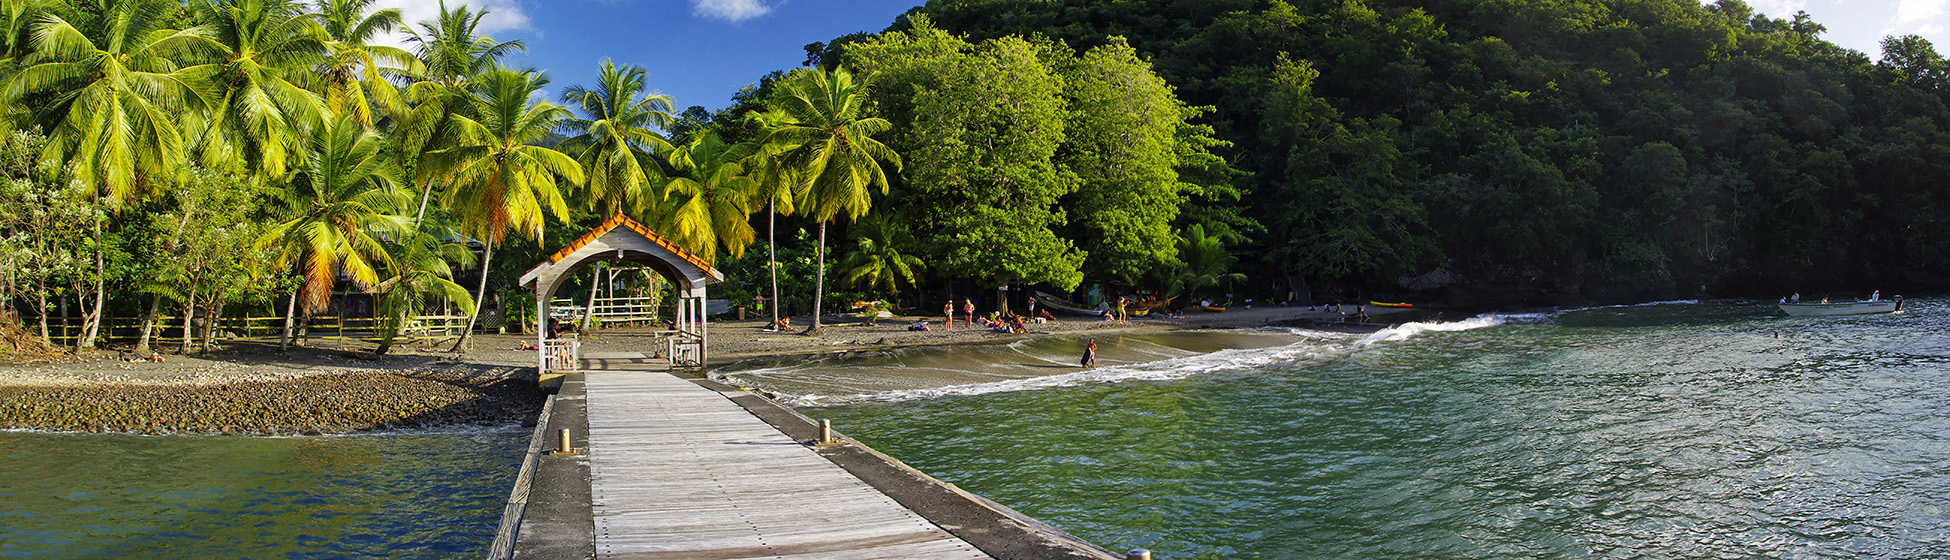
757;67;901;334
189;0;331;181
420;68;581;352
660;130;759;261
840;213;924;308
307;0;419;128
396;0;524;223
558;59;676;219
257;113;411;350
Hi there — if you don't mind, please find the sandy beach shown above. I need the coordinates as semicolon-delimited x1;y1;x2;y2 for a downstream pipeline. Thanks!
0;304;1419;433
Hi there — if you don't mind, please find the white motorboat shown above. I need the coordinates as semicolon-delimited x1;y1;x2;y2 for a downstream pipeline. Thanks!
1779;296;1903;317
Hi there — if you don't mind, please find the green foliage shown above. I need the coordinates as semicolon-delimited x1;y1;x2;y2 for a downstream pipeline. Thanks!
846;19;1084;289
918;0;1950;298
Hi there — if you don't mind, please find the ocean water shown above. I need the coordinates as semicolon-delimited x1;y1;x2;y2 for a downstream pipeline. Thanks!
0;428;525;559
724;299;1950;559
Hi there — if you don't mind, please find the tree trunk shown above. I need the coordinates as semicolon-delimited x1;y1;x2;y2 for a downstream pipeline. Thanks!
133;294;162;355
279;287;299;351
806;221;827;335
177;286;196;354
413;181;437;225
35;276;48;343
139;202;199;355
579;263;601;335
451;240;495;353
200;291;222;354
79;215;104;349
767;203;781;327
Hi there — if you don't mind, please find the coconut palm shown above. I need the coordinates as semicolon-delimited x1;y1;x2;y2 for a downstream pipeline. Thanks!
1;0;218;208
1166;224;1246;302
396;0;523;222
190;0;331;181
743;110;804;326
757;67;901;334
660;130;758;261
840;213;924;307
257;113;410;350
420;68;580;352
371;228;474;355
558;59;675;219
307;0;418;128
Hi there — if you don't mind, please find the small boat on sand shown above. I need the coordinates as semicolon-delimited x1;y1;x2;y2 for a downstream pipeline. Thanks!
1369;301;1413;308
1034;291;1105;316
1779;296;1903;317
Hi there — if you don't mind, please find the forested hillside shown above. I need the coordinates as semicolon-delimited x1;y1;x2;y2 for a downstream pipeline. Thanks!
909;0;1950;304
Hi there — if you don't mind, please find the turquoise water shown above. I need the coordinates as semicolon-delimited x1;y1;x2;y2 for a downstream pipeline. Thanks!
0;429;525;559
760;300;1950;559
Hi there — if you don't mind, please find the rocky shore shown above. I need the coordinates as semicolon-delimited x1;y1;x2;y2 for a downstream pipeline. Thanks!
0;369;546;435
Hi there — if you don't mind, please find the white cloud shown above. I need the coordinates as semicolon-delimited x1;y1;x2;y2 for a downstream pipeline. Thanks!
691;0;774;23
1742;0;1810;18
1898;0;1950;24
368;0;535;49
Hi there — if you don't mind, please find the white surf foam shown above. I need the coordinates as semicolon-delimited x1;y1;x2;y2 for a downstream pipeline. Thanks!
1352;312;1539;346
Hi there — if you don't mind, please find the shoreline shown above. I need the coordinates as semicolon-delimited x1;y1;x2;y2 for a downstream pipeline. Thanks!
0;305;1422;434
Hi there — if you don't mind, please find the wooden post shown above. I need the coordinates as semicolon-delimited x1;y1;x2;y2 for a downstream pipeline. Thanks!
1126;550;1151;560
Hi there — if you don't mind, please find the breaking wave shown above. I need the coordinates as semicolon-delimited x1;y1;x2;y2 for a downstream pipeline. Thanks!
772;313;1529;406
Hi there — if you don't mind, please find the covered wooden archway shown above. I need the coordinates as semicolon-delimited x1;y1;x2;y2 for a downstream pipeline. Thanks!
517;213;723;373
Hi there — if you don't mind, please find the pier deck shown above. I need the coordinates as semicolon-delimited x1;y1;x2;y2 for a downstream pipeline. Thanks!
580;352;988;559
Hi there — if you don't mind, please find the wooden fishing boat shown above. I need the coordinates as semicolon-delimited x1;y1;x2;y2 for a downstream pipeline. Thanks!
1035;291;1106;316
1369;301;1414;308
1127;307;1151;317
1779;296;1903;317
1202;306;1226;312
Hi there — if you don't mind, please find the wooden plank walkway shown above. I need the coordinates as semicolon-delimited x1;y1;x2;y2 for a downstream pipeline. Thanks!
582;355;990;560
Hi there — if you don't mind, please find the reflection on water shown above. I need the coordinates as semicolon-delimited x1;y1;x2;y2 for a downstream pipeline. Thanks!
0;429;524;559
777;299;1950;559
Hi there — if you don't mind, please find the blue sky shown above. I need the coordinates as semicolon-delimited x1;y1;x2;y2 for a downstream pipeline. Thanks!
369;1;1950;114
371;0;921;113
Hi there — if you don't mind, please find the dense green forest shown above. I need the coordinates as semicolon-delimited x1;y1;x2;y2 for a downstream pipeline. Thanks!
4;0;1946;355
895;0;1950;304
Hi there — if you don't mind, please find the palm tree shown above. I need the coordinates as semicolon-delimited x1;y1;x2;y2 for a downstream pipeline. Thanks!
661;130;758;261
257;113;410;350
2;0;219;348
1;0;216;208
840;213;924;308
558;59;675;219
1166;224;1246;303
371;228;474;355
307;0;418;128
420;68;580;352
742;114;802;329
397;0;523;222
757;67;901;334
190;0;331;181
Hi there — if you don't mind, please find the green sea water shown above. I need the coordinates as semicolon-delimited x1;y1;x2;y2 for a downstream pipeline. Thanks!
0;429;524;559
730;299;1950;559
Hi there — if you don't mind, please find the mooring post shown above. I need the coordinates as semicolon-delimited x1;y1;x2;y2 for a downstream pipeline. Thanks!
819;419;834;445
557;428;573;454
1126;549;1152;560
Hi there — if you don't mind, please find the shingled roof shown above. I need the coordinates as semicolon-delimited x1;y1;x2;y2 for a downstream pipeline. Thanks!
519;213;724;291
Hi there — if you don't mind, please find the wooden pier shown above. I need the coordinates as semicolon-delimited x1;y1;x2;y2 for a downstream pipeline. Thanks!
579;352;990;559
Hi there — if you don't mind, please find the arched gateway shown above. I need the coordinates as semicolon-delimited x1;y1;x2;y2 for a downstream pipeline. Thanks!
517;213;723;374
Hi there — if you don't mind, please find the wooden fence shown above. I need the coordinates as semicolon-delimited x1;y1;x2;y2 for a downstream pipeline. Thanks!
27;313;474;347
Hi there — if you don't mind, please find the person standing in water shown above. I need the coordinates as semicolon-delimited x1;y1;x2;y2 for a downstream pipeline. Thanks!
1082;339;1097;367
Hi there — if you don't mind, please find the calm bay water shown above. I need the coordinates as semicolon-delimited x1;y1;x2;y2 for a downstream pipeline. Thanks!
0;428;524;559
729;299;1950;559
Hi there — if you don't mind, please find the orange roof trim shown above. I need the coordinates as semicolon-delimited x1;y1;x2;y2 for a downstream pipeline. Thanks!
544;213;716;274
